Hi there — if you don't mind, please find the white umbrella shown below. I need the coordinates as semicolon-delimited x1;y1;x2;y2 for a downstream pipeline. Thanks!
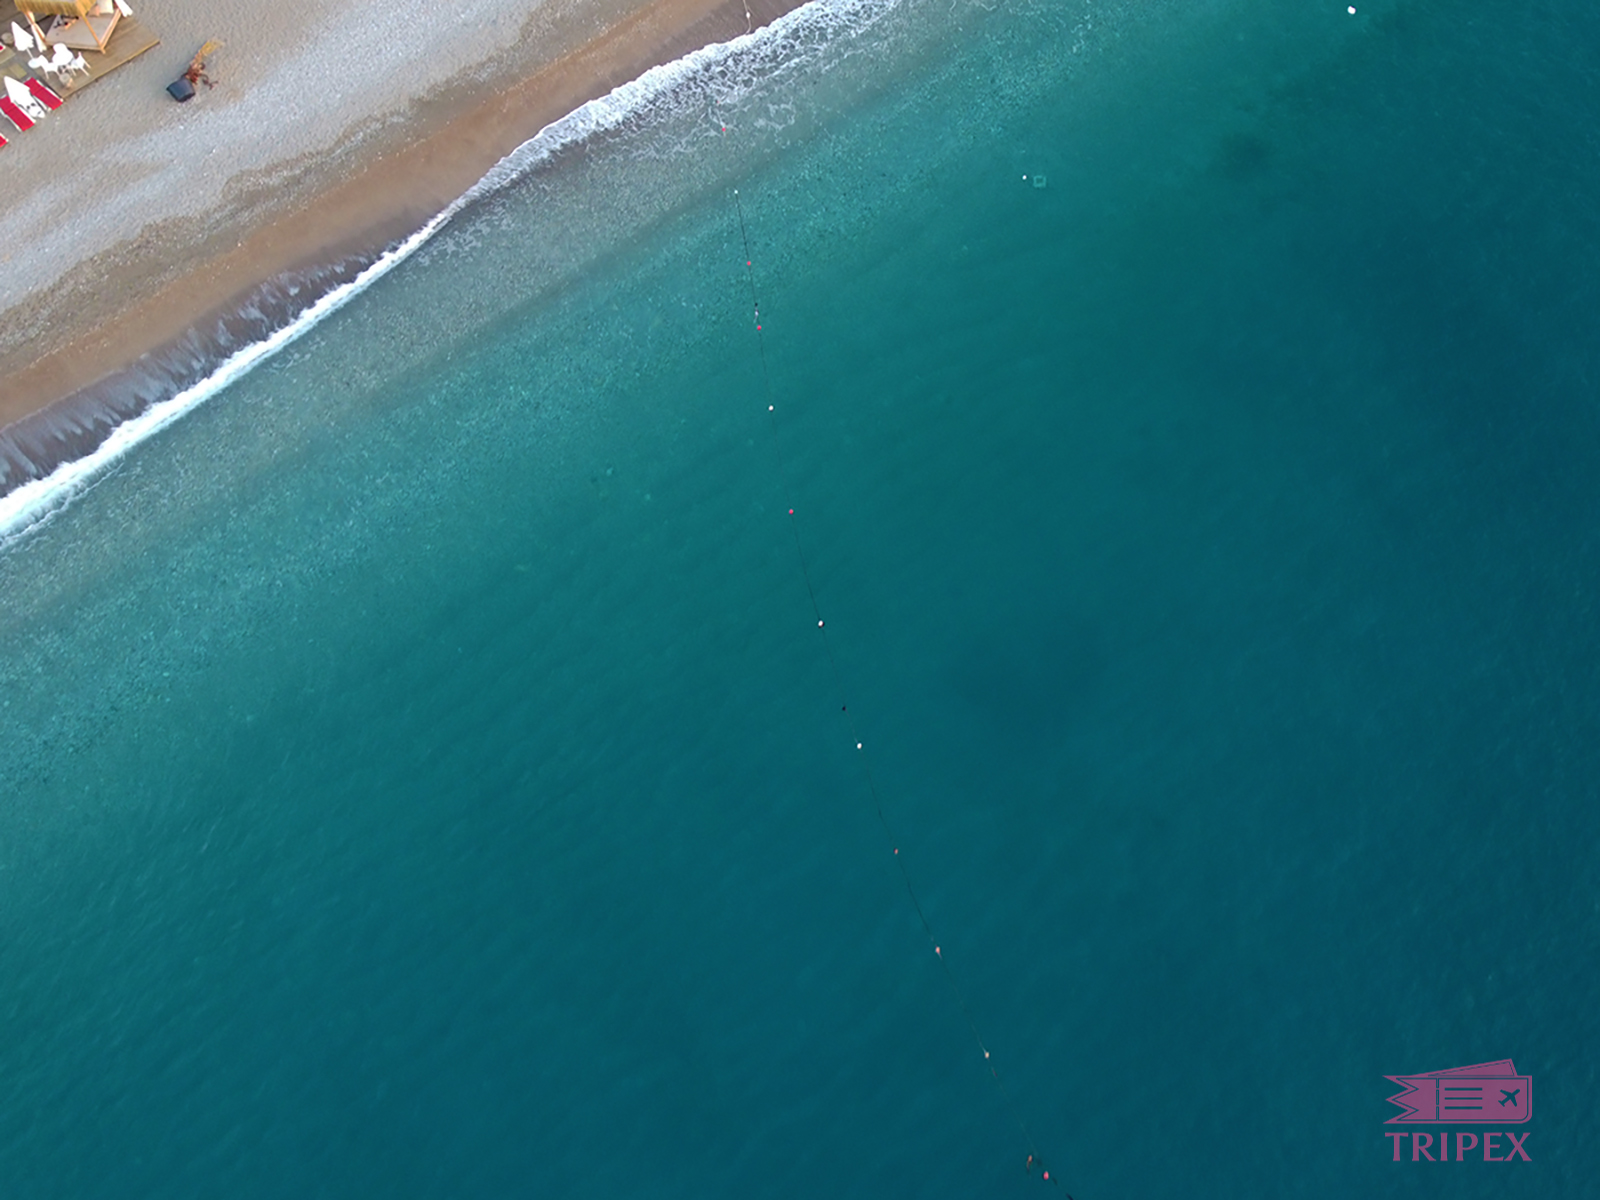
4;75;49;121
10;20;37;53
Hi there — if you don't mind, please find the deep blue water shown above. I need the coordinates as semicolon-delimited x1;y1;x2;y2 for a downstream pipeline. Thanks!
2;0;1597;1196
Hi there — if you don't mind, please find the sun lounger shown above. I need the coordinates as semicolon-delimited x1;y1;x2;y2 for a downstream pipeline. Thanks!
24;78;63;109
0;95;35;132
48;13;120;52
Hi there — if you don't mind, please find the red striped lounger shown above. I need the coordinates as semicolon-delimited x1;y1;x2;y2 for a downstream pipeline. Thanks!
0;96;34;132
25;78;63;110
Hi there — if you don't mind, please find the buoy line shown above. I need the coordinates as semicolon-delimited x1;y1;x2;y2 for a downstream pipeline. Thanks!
730;184;1076;1197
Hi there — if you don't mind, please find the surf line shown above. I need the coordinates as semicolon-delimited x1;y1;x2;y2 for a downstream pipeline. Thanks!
730;187;1075;1196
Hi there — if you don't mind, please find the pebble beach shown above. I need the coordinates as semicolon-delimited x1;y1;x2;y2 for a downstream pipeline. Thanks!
0;0;797;429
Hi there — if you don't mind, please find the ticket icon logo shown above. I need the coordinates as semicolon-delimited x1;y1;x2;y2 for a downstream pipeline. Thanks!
1384;1060;1532;1124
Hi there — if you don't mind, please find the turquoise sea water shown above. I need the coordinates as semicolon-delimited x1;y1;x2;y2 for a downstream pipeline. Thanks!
2;0;1597;1195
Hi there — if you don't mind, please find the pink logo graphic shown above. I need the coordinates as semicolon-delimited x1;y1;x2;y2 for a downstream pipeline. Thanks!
1385;1060;1532;1124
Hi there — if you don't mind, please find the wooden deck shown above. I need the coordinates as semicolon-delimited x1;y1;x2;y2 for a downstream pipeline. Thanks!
0;2;158;97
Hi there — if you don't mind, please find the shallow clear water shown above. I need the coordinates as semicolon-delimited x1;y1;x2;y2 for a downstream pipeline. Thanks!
2;0;1597;1195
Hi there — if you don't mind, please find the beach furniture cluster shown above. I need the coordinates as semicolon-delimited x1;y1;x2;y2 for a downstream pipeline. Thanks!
0;0;159;142
0;71;60;140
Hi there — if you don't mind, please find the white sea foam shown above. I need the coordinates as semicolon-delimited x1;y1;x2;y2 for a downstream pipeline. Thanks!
0;0;900;546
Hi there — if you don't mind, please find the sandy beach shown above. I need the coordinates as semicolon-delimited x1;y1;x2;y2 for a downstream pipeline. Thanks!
0;0;803;434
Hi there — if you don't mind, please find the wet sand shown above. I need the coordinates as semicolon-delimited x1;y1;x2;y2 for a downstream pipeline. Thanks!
0;0;804;431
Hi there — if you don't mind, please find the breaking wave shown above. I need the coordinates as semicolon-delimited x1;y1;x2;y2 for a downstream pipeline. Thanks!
0;0;900;545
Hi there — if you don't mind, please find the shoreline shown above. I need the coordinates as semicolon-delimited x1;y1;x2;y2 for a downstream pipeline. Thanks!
0;0;804;445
